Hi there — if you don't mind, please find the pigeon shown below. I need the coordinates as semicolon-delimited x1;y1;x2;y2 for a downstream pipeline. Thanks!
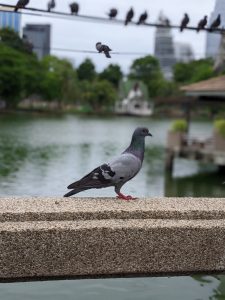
96;42;112;58
180;13;190;32
209;14;221;31
137;11;148;25
70;2;79;15
14;0;29;12
125;7;134;26
108;8;118;19
47;0;55;12
64;127;152;200
197;16;207;32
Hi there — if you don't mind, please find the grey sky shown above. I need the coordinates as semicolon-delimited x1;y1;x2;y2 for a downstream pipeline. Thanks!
2;0;216;72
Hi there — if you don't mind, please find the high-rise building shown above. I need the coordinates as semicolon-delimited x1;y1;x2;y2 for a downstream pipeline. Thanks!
174;42;195;63
23;24;51;60
206;0;225;58
154;13;176;80
0;7;21;33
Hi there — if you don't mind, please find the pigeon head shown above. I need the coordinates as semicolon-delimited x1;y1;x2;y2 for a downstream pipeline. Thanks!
96;42;102;46
133;127;152;138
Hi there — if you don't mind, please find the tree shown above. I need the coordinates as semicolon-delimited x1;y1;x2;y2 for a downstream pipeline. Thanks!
77;58;96;81
99;64;123;88
0;45;42;108
0;28;33;54
173;59;214;84
129;55;164;97
80;80;116;111
41;56;79;107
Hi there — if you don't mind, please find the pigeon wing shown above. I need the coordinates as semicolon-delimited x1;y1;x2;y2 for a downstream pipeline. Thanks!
67;153;141;190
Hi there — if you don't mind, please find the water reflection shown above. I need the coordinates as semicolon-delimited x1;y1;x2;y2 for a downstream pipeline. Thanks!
165;171;224;197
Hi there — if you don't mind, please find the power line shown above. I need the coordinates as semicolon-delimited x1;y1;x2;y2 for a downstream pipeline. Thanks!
0;3;224;34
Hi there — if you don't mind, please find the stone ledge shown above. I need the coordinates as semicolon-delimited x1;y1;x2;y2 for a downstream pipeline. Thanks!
1;197;225;282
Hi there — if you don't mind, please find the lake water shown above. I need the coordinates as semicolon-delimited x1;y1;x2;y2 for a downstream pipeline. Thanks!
0;113;224;299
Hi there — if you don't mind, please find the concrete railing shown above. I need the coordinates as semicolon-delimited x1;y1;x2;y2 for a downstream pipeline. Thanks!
1;197;225;282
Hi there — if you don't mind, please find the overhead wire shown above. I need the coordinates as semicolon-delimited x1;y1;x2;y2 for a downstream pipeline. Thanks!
0;3;224;34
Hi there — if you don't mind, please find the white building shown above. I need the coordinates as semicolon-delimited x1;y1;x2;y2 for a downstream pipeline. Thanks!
115;81;153;117
206;0;225;58
174;42;195;63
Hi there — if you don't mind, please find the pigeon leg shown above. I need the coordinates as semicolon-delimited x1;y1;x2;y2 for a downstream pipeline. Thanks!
116;192;137;201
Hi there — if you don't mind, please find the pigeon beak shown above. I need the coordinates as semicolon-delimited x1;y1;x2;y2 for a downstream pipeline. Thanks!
147;132;153;137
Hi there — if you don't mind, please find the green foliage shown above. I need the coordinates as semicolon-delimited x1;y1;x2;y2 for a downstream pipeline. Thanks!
0;28;33;54
214;120;225;138
99;64;123;88
173;59;214;84
129;55;166;97
40;56;79;106
80;80;116;111
77;58;96;81
0;44;42;108
171;119;188;132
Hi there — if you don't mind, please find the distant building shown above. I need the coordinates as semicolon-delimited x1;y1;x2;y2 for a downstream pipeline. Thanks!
23;24;51;60
174;42;195;63
154;12;176;80
115;80;153;117
0;7;21;33
206;0;225;59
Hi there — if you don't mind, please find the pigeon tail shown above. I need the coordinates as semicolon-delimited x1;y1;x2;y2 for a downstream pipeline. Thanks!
14;6;19;11
105;52;111;58
64;187;89;197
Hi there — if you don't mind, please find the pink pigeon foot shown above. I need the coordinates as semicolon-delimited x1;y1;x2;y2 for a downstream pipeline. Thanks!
116;193;137;201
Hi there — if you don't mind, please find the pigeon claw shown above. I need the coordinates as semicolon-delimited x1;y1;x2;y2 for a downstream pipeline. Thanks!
116;193;137;201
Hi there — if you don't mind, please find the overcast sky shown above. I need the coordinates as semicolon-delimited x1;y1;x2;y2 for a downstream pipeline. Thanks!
2;0;217;72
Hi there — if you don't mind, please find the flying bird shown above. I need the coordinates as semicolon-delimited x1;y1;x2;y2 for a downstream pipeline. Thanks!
47;0;55;12
70;2;79;15
125;7;134;26
108;8;118;19
96;42;112;58
64;127;152;200
137;11;148;25
180;13;190;32
14;0;29;11
209;14;221;31
197;16;207;32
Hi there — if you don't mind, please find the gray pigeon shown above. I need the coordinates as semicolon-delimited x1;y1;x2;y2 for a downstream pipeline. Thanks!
197;16;207;32
14;0;29;11
180;13;190;32
137;11;148;25
70;2;79;15
125;7;134;26
64;127;152;200
96;42;112;58
47;0;55;12
108;8;118;19
209;14;221;31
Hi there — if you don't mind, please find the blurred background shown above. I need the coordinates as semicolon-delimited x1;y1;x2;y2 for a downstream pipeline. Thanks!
0;0;225;299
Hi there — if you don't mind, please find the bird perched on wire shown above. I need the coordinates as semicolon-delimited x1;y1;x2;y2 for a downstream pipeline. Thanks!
96;42;112;58
137;11;148;25
64;127;152;200
47;0;55;12
108;8;118;19
209;14;221;31
197;16;207;32
14;0;29;12
180;13;190;32
125;7;134;26
70;2;79;15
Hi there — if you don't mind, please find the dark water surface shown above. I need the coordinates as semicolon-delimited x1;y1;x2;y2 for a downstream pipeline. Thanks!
0;113;224;299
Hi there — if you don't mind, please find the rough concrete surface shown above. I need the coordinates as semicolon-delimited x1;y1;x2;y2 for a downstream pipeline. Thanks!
1;197;225;282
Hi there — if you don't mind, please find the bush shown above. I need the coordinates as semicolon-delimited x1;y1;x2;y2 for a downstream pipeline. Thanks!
214;120;225;138
171;119;188;132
